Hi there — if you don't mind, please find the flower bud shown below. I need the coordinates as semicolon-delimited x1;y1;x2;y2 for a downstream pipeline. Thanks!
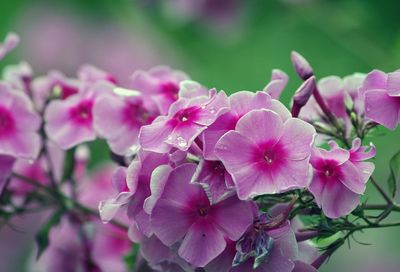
291;76;316;117
291;51;314;80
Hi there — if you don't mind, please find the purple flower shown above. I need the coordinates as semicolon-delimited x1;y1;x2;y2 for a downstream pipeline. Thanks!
93;91;157;155
300;74;365;125
308;139;375;218
191;159;235;204
0;33;19;61
150;163;254;267
99;150;170;241
202;90;290;160
130;66;190;114
45;81;113;149
215;109;315;200
359;69;400;129
205;212;299;272
139;89;229;153
0;82;41;159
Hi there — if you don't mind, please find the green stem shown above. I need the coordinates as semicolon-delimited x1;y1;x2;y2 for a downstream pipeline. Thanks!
11;173;129;232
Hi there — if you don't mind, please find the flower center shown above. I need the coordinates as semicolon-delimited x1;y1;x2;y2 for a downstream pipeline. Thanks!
173;106;200;124
70;100;93;124
123;102;154;127
198;207;209;217
263;150;275;164
0;106;15;136
160;81;179;101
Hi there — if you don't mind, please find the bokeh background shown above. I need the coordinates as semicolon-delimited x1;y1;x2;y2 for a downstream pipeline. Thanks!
1;0;400;271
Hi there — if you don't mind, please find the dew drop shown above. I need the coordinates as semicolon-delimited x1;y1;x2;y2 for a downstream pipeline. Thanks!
209;107;216;114
177;137;187;147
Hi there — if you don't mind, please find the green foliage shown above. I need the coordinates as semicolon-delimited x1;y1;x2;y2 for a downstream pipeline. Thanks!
124;243;140;271
387;150;400;199
35;208;65;259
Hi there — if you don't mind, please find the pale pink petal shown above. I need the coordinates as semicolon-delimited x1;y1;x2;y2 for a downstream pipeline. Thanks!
387;71;400;96
235;109;283;146
139;116;173;153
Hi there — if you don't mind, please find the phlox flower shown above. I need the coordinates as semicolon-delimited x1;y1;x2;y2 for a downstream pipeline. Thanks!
299;73;366;127
130;66;190;114
45;81;113;149
202;90;290;160
0;82;41;159
308;139;375;218
0;155;15;195
99;150;170;242
215;109;315;200
150;163;254;267
359;69;400;129
139;88;229;153
93;91;157;155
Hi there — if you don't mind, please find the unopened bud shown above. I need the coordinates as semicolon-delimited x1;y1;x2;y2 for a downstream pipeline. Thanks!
291;51;314;80
291;76;316;117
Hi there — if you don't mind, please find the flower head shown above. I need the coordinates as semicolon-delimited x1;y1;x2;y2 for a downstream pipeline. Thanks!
130;66;190;114
93;91;157;155
215;109;315;200
359;69;400;129
308;139;374;218
0;83;41;159
150;163;254;267
139;89;229;153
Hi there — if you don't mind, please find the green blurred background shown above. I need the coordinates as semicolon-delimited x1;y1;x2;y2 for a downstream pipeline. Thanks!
1;0;400;271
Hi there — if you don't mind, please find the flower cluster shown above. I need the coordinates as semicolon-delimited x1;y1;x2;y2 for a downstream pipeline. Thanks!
1;32;394;272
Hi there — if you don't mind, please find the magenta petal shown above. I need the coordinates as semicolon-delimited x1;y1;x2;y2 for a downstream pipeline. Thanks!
364;89;400;130
151;199;194;246
321;180;360;218
308;173;325;207
210;196;253;240
272;159;311;190
98;191;132;223
166;122;207;151
178;219;226;267
235;109;283;146
140;235;171;266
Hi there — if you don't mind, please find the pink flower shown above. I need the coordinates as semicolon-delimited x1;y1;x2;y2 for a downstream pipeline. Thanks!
191;159;235;204
300;74;366;125
130;66;190;114
0;82;41;159
45;81;113;149
205;211;299;272
93;92;158;155
99;150;170;241
359;69;400;129
0;32;19;60
202;90;290;160
139;89;229;153
308;139;375;218
150;163;254;267
215;109;315;200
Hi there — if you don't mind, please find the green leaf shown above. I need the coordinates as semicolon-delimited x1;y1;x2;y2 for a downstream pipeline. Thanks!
124;243;139;271
35;208;65;259
62;147;76;182
387;150;400;199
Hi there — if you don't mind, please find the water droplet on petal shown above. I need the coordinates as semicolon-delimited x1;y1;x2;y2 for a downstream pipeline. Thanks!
177;136;187;148
209;107;216;114
167;136;173;141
